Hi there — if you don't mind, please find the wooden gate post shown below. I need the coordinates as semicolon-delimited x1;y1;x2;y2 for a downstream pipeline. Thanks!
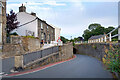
104;35;107;42
109;33;112;42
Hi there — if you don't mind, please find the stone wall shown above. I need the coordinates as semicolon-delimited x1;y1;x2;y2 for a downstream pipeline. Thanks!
2;36;40;58
60;43;73;60
11;36;40;52
2;43;73;74
15;43;73;70
2;44;25;58
74;43;120;61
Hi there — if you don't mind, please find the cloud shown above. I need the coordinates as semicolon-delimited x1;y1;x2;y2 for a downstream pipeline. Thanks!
7;0;118;39
8;0;66;6
44;1;66;6
7;0;120;2
25;2;43;6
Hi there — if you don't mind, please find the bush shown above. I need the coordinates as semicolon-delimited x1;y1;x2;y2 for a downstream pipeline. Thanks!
104;45;120;73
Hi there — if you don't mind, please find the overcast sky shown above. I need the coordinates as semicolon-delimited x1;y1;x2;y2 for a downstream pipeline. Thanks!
7;0;119;39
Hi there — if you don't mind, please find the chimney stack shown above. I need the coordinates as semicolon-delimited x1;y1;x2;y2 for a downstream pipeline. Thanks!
19;4;26;12
31;12;36;16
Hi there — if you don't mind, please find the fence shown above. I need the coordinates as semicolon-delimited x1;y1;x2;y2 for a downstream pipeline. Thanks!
105;26;120;42
23;46;59;66
1;46;59;74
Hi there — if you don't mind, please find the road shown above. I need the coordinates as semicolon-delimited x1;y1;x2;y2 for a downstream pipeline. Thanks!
5;54;113;78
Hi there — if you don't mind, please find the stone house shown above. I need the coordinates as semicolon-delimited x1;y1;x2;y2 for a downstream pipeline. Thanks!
50;24;61;42
88;35;105;43
0;0;6;48
12;4;55;44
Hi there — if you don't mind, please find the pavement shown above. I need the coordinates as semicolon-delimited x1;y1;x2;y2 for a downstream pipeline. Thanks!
41;44;55;49
4;54;113;78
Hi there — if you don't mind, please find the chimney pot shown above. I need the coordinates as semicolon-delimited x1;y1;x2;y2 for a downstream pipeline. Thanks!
19;4;26;12
31;12;36;16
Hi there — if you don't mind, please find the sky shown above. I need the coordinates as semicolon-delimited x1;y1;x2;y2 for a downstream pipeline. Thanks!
7;0;119;39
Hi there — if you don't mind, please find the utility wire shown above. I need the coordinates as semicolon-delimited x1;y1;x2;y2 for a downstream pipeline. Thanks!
18;17;38;28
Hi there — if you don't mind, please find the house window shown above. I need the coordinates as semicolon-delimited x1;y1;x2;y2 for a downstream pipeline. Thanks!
44;33;46;43
41;23;43;29
0;6;2;14
41;32;44;40
51;30;53;33
47;34;51;43
47;26;49;31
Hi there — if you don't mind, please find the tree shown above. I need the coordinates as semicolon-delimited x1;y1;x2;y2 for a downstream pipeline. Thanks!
82;29;92;41
73;37;84;42
105;27;115;34
82;23;117;41
92;26;105;35
6;10;19;35
88;23;101;30
60;36;69;43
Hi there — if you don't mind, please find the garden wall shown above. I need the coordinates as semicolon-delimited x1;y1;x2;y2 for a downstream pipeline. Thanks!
74;43;120;61
2;43;73;74
2;36;40;58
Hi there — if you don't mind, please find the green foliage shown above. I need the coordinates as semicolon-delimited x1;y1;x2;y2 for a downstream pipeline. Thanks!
104;45;120;73
72;40;75;46
82;23;118;41
82;29;92;41
60;36;69;43
6;10;19;34
92;45;97;49
74;37;84;42
22;36;38;39
88;23;101;30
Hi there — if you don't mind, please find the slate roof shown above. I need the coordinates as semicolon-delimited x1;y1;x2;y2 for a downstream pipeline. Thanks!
89;35;104;40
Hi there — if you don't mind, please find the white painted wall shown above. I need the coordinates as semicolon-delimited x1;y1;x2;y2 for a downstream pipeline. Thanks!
12;12;38;37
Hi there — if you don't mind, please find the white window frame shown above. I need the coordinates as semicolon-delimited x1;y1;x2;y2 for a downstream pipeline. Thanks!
41;23;43;29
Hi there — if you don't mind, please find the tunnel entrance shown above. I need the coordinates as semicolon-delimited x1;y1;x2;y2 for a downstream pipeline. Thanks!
73;47;77;54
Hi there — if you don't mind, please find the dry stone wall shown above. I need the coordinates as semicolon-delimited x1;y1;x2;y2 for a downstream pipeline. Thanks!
2;36;40;58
